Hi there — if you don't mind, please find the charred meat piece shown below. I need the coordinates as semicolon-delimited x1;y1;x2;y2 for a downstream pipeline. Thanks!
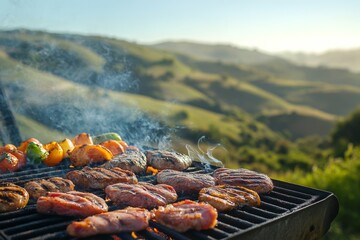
24;177;75;199
152;200;218;232
105;182;177;208
66;166;138;189
213;168;274;194
37;191;108;217
0;182;29;213
146;150;192;171
157;169;215;195
199;185;261;211
101;148;147;174
67;207;151;238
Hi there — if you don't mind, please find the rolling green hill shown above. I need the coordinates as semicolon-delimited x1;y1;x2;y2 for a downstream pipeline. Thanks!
1;29;359;172
279;48;360;73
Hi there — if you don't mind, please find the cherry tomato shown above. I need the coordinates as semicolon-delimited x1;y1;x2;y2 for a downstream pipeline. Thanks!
0;144;26;169
0;152;19;173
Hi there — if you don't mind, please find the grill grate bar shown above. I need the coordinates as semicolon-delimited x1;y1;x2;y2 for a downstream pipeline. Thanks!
8;222;70;240
4;217;71;235
201;228;229;239
268;191;307;204
216;222;241;233
230;210;267;224
242;205;279;218
217;214;253;229
149;221;191;240
185;230;216;240
259;201;290;213
272;186;313;200
261;195;298;209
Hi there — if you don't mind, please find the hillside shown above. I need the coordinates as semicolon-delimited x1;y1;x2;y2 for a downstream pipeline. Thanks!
279;48;360;73
1;29;360;173
152;41;277;65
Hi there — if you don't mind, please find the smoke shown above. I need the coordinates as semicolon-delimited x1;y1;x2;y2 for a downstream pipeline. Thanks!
0;30;175;148
186;136;225;171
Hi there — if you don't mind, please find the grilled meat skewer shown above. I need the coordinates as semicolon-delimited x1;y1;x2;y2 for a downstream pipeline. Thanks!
66;166;138;189
67;207;151;238
146;150;192;171
0;182;29;213
102;148;147;174
37;191;108;217
157;169;215;195
199;185;261;211
24;177;75;199
213;168;274;194
152;200;218;232
105;182;177;208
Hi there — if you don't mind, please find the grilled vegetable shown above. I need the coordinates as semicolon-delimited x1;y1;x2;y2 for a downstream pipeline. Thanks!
69;144;113;167
58;138;75;158
43;142;64;166
72;133;93;146
93;132;122;144
100;140;125;156
18;138;42;152
0;152;19;173
26;142;49;164
0;144;26;169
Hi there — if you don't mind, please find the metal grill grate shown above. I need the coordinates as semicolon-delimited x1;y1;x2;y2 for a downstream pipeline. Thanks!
0;164;339;240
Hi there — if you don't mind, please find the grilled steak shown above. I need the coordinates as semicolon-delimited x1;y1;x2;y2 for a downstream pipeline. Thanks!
157;169;215;195
152;200;218;232
24;177;75;199
146;150;192;171
105;182;177;208
37;191;108;217
213;168;274;194
66;166;138;189
67;207;151;238
0;182;29;213
199;185;261;211
101;148;147;174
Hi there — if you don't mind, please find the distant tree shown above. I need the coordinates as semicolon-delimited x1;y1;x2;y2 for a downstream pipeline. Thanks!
331;108;360;156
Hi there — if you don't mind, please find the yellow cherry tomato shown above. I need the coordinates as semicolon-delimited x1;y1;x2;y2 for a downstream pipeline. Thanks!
43;142;64;166
58;138;75;158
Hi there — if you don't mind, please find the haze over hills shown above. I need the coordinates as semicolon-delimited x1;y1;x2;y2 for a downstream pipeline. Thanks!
1;29;360;171
279;48;360;73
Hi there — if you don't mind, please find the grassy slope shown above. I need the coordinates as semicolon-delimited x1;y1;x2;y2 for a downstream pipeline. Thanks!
0;30;345;139
1;50;274;144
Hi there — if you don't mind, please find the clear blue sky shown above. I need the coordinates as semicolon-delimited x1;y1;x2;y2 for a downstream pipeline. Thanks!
1;0;359;53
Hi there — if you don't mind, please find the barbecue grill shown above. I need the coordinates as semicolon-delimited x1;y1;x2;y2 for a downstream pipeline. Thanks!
0;162;339;240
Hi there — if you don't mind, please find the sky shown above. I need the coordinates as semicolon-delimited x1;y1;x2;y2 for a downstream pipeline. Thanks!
0;0;359;53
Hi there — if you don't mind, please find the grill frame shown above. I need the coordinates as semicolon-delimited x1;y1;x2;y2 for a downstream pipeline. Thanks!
0;163;339;240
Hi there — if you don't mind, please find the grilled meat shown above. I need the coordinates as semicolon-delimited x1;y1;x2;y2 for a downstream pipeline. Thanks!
66;166;138;189
152;199;218;232
213;168;274;194
24;177;75;199
157;169;215;195
37;191;108;217
0;182;29;213
199;185;261;211
146;150;192;171
67;207;151;238
105;182;177;208
101;148;147;174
